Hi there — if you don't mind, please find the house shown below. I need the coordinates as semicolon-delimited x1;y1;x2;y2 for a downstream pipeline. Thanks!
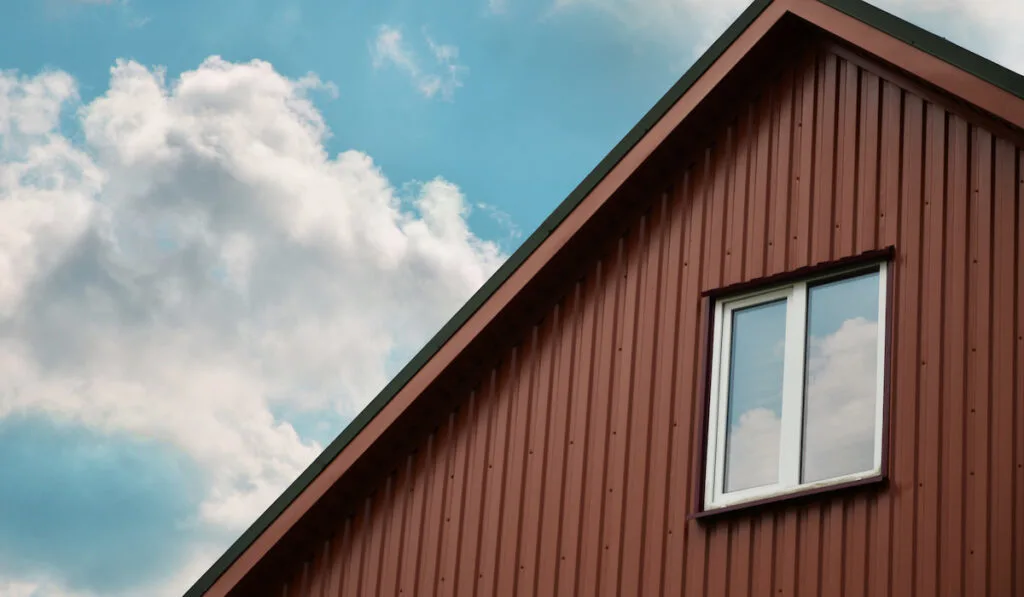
186;0;1024;595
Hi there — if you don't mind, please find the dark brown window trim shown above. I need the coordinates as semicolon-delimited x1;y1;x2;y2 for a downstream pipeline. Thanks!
689;475;888;521
691;295;715;517
701;246;895;299
692;246;897;518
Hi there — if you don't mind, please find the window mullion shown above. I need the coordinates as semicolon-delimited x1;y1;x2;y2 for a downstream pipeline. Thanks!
778;282;808;489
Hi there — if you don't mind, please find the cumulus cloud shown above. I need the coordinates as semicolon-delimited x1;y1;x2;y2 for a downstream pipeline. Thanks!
0;56;503;593
372;26;466;100
726;317;879;490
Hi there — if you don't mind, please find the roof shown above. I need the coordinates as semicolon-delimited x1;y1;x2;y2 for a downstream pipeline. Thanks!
185;1;1024;595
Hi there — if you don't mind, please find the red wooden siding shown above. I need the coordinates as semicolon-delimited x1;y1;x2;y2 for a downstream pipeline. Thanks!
255;42;1024;597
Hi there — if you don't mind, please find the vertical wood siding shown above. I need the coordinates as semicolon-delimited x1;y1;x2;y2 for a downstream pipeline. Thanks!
259;43;1024;597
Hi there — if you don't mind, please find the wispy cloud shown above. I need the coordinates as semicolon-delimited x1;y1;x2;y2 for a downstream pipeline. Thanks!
475;202;523;249
371;26;466;100
372;26;419;74
46;0;151;28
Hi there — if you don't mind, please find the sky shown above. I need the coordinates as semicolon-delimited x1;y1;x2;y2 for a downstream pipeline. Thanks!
0;0;1022;595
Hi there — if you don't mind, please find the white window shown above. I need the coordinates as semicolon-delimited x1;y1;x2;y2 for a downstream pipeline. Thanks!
703;262;888;510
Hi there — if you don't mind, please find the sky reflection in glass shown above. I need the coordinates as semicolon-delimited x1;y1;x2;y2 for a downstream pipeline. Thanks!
725;299;786;493
802;271;880;483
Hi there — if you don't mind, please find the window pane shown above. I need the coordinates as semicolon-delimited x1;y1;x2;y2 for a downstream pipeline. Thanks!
725;299;786;493
802;271;880;483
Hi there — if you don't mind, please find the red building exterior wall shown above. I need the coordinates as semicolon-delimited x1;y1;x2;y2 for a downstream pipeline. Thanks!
252;39;1024;597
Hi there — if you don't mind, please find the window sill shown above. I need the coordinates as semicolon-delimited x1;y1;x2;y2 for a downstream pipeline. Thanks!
689;475;887;521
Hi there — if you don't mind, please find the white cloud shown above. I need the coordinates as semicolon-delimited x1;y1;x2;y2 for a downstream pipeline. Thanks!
0;56;503;593
475;202;523;248
0;539;234;597
867;0;1024;73
426;35;460;64
725;407;781;491
371;26;466;100
550;0;750;56
0;578;89;597
0;581;40;597
373;26;418;74
0;70;97;319
726;317;879;489
547;0;1024;73
802;317;878;482
46;0;149;28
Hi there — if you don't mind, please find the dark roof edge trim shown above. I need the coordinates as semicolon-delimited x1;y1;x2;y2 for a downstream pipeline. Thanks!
821;0;1024;101
182;0;774;595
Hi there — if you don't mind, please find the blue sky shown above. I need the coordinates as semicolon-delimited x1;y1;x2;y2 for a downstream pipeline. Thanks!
4;0;704;247
0;0;1021;595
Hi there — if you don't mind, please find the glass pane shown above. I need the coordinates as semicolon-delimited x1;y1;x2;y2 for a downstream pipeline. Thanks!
724;299;786;493
802;270;881;483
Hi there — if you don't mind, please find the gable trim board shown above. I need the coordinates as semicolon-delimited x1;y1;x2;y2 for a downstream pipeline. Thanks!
185;1;1024;595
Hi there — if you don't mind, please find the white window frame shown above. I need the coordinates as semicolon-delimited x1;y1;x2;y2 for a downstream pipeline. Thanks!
703;261;888;511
